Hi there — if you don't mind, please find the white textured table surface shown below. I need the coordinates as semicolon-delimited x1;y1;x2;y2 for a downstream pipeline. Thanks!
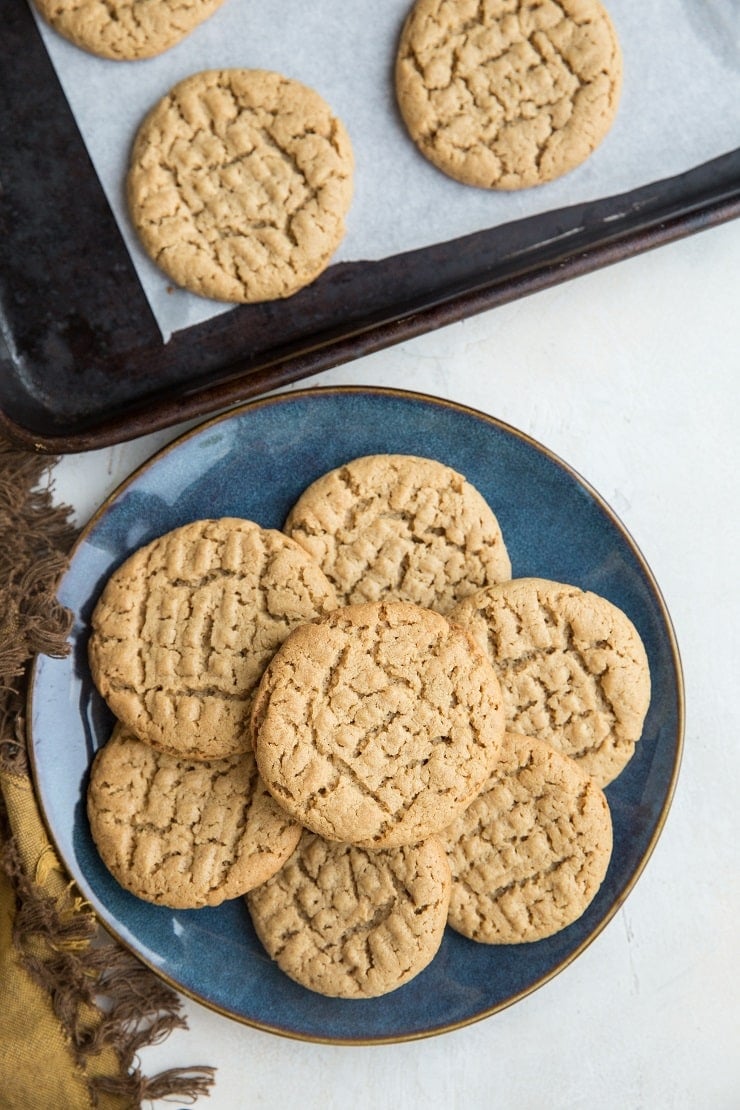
53;217;740;1110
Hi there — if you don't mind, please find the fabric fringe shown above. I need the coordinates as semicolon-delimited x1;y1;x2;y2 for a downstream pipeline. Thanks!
0;439;215;1107
0;440;76;775
92;1067;218;1106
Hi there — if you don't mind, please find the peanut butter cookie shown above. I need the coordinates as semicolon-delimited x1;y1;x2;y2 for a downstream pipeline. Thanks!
440;731;612;942
247;831;451;997
87;724;302;909
31;0;225;60
251;600;505;849
450;578;651;785
395;0;623;189
284;454;511;614
127;69;354;302
88;517;338;762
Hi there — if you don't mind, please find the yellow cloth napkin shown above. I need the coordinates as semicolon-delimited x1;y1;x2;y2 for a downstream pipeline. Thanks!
0;769;129;1110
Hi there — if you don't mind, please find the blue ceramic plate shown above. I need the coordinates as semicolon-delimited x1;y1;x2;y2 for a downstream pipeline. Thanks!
29;387;683;1043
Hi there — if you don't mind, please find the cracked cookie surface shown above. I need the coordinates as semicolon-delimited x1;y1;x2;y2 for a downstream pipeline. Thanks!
88;517;338;762
32;0;225;60
127;69;354;303
87;723;303;908
246;831;451;997
395;0;623;189
251;600;505;849
450;577;650;785
440;731;612;942
284;454;511;614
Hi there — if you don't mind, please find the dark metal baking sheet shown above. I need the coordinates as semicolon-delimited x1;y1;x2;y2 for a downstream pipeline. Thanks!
2;1;740;454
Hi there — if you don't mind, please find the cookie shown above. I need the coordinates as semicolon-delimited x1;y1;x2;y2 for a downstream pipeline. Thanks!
440;731;612;942
127;69;354;303
31;0;225;61
395;0;623;189
88;517;338;762
87;723;302;909
246;831;451;997
251;600;505;849
450;578;650;785
284;454;511;614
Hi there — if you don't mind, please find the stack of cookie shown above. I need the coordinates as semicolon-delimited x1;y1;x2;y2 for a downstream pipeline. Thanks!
86;454;650;998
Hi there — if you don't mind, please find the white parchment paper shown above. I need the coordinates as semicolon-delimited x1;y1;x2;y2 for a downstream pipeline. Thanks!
31;0;740;341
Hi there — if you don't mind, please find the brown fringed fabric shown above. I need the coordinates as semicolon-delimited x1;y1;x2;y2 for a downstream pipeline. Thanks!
93;1068;219;1106
0;439;216;1108
0;442;77;776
